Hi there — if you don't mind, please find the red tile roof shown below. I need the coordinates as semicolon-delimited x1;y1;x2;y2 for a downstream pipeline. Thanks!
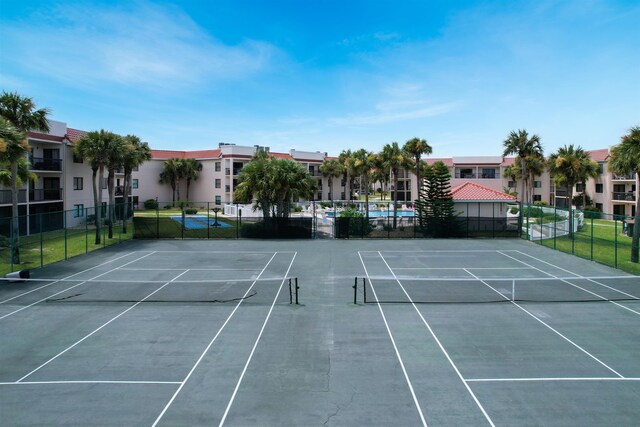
65;128;86;143
28;131;64;142
589;148;609;162
425;158;454;167
269;152;294;159
151;149;221;159
451;181;516;201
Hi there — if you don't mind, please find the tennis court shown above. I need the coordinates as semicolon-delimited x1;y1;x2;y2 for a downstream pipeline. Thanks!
1;238;639;426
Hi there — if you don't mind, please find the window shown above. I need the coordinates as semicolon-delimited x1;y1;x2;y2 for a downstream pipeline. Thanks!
481;168;496;179
132;179;138;189
73;204;84;218
533;195;542;202
73;177;83;190
215;179;221;189
73;153;83;163
215;195;221;205
575;183;584;192
102;178;108;189
508;181;516;188
215;162;221;172
598;163;604;174
595;203;603;211
595;183;603;193
534;181;542;188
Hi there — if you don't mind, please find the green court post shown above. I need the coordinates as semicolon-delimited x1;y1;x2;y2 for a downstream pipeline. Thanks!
39;212;43;268
615;216;618;268
155;197;159;239
353;277;358;304
590;214;594;261
64;209;67;260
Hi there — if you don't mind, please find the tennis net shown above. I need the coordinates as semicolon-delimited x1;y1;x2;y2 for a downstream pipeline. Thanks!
353;276;640;304
1;277;300;305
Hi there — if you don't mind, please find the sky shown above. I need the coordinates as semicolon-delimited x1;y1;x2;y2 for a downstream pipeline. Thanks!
0;0;639;157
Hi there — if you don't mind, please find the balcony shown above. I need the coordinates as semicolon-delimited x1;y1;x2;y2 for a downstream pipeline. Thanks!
30;157;62;171
30;188;63;201
455;172;476;179
613;192;635;202
232;168;243;175
225;168;231;176
0;189;27;204
613;173;636;181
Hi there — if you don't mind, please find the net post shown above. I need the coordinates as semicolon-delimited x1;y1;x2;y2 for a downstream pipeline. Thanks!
288;278;292;304
295;277;299;304
363;277;367;303
353;277;357;304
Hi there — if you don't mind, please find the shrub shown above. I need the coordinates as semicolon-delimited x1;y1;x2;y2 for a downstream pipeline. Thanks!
143;199;158;210
509;207;519;215
184;208;198;215
337;209;373;237
293;206;303;213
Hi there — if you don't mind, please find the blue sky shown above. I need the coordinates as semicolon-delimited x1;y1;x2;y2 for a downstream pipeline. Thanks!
1;0;639;157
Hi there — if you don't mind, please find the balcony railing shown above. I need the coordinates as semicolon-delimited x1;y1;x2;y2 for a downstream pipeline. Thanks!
613;192;635;202
30;188;63;201
454;171;501;179
30;157;62;171
233;168;243;175
455;172;476;179
613;173;636;180
0;189;27;204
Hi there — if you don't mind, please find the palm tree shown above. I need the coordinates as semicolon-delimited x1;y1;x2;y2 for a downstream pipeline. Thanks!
319;159;344;202
503;129;543;204
121;135;151;233
234;150;273;217
105;134;125;238
547;144;588;237
403;137;432;200
0;92;50;264
577;156;600;209
371;153;390;200
339;149;357;200
608;126;640;262
181;158;203;203
74;130;115;244
503;163;521;199
524;152;545;204
379;142;414;228
352;149;375;218
159;158;182;206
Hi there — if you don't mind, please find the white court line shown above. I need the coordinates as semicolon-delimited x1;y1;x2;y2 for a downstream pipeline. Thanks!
0;251;136;305
117;268;262;271
144;250;296;254
500;251;640;316
0;252;156;321
358;252;428;427
392;267;533;270
359;250;518;253
0;380;181;385
463;268;624;379
218;252;298;426
465;377;640;383
151;252;279;427
376;253;495;427
16;266;189;383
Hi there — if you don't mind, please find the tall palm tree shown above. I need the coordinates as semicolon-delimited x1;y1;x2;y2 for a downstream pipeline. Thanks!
547;144;587;237
121;135;151;233
234;150;273;217
181;158;203;203
319;159;344;202
503;163;521;198
74;130;115;244
105;134;125;238
380;142;414;228
371;153;390;200
159;158;182;206
403;137;432;201
339;149;357;200
0;92;50;264
503;129;543;204
352;149;375;218
577;156;600;209
608;126;640;262
524;152;546;204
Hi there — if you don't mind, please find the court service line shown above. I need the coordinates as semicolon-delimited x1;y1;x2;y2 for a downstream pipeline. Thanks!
151;252;279;427
499;251;640;316
0;252;156;321
463;269;624;379
513;250;640;308
376;253;495;427
465;377;640;382
16;266;189;383
0;251;136;305
0;380;181;386
117;268;262;271
358;252;428;427
218;252;298;426
392;267;533;270
359;250;518;253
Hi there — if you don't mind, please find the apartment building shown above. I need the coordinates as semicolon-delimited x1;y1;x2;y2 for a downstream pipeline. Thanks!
1;119;635;230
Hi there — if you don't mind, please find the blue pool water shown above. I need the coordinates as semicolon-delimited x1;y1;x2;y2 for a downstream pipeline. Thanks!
325;210;416;218
170;215;232;229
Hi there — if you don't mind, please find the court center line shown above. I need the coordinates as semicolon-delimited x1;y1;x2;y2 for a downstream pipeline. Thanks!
509;250;640;316
16;266;188;383
465;377;640;382
218;252;298;426
358;252;428;427
0;251;136;305
377;253;495;427
0;252;156;321
463;268;624;379
0;380;181;385
151;252;279;427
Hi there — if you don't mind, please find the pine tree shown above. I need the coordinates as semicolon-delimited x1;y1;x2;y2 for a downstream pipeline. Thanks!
419;161;460;237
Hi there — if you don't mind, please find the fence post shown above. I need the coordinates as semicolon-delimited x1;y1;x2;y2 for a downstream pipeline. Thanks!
553;205;557;250
39;212;43;267
85;207;89;254
615;215;618;268
64;209;68;260
571;206;575;255
155;197;159;239
590;214;594;261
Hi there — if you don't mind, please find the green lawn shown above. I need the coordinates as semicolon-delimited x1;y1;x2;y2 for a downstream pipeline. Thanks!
527;217;640;275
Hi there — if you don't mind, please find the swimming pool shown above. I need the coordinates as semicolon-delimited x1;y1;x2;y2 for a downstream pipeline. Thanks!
170;215;232;229
325;210;416;218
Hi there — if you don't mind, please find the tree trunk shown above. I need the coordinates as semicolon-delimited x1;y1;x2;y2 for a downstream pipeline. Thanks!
568;187;574;238
122;170;130;234
632;173;640;263
10;160;20;265
521;163;526;205
107;168;114;239
393;171;398;229
186;179;190;203
582;180;587;209
94;167;102;245
364;175;369;219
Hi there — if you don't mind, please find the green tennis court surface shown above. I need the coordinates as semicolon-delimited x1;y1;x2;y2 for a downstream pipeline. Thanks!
1;239;639;426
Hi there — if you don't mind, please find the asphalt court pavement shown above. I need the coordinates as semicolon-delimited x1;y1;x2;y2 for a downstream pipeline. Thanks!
1;238;640;426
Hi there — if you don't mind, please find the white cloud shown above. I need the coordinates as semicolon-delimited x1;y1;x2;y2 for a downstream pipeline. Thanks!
1;2;277;90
